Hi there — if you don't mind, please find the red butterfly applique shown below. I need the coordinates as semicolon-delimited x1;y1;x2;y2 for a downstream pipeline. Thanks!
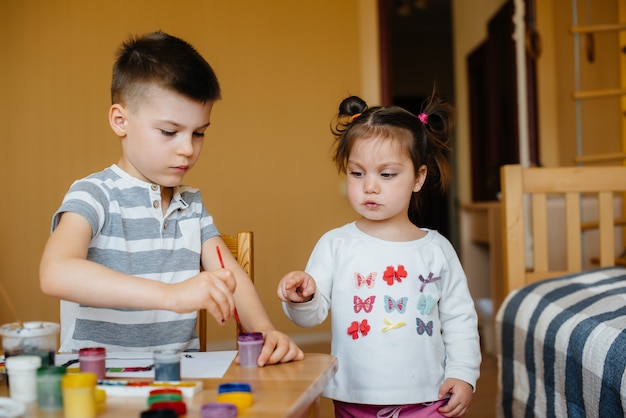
347;319;371;340
353;295;376;313
354;272;376;289
383;265;407;285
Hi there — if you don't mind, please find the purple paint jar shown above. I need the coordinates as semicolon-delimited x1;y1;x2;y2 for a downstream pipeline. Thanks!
237;332;264;367
79;347;106;380
201;402;238;418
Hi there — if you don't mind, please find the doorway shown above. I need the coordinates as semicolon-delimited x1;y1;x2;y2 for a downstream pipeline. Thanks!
379;0;455;241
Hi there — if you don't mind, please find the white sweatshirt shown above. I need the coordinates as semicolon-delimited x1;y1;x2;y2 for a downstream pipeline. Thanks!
283;222;481;405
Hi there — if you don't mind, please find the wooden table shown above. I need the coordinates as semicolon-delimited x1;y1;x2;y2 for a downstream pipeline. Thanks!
1;353;337;418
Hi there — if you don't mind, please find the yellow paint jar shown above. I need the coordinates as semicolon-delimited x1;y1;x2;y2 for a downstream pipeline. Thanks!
61;372;97;418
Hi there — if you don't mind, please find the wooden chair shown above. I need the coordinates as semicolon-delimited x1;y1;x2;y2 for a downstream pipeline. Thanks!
197;231;254;352
499;164;626;310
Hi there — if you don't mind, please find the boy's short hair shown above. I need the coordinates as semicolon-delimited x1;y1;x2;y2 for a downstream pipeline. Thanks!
111;31;221;109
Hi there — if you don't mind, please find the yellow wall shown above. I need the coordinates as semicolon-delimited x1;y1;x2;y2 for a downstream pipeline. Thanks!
1;0;621;348
0;0;379;346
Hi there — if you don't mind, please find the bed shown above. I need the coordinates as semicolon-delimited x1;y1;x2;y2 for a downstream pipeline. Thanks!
495;164;626;418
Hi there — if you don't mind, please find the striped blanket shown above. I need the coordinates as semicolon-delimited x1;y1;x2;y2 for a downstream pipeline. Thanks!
496;267;626;418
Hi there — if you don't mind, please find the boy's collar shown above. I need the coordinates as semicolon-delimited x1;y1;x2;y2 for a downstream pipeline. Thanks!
110;164;188;206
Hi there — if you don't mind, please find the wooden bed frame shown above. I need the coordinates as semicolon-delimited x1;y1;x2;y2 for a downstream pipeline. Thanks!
497;164;626;417
500;164;626;303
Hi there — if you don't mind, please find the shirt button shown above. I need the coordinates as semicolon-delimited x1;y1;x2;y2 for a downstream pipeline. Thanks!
151;184;158;191
153;200;160;209
163;220;169;229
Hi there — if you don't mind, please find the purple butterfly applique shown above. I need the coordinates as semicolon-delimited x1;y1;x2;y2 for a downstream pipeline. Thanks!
416;317;433;336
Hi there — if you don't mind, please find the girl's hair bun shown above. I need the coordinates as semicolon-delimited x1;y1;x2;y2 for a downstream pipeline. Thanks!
338;96;367;118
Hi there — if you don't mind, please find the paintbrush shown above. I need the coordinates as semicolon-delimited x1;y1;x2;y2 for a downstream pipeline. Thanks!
216;246;242;332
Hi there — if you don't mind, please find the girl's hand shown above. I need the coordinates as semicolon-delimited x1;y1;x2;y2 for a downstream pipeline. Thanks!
239;329;304;366
170;269;237;324
437;378;473;417
277;271;316;303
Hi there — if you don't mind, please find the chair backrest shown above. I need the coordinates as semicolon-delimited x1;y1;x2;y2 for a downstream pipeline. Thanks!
499;164;626;310
197;231;254;352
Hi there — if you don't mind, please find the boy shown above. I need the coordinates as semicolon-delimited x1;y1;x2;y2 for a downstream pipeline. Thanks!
40;31;303;365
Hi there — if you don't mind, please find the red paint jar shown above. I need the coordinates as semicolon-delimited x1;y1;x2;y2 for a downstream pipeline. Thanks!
79;347;106;380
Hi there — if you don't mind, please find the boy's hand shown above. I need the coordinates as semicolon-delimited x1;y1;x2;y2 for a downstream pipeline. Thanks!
171;269;237;324
437;378;473;417
277;271;316;303
238;329;304;366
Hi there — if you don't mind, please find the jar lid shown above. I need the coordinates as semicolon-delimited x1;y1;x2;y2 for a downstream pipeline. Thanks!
147;392;183;407
5;355;42;371
149;388;183;396
150;401;187;415
0;397;27;418
201;402;238;418
217;382;252;394
153;349;181;361
237;332;263;342
61;372;97;388
0;322;60;338
37;365;66;376
140;409;178;418
78;347;106;357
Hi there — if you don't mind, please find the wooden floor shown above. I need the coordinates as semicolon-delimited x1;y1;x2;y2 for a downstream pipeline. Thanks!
299;342;497;418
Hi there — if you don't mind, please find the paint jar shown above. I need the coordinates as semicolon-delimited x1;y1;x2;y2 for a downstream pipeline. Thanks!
201;402;239;418
0;322;60;367
153;349;181;381
61;372;97;418
36;365;66;410
79;347;106;380
5;355;41;403
237;332;264;367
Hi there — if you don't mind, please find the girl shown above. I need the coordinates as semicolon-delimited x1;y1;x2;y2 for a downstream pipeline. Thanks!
277;93;481;417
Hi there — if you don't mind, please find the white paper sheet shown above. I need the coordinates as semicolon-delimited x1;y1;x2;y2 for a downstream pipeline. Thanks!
54;350;237;379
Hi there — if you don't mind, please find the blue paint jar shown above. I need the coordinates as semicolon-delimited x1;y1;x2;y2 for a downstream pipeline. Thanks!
153;349;181;382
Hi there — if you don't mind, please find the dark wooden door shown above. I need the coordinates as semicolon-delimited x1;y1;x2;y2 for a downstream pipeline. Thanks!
467;0;539;202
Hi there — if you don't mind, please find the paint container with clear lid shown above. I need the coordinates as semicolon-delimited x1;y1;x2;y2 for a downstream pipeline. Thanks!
0;322;60;367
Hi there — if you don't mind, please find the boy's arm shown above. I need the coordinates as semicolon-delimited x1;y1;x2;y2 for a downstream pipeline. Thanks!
40;212;235;320
202;235;304;364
